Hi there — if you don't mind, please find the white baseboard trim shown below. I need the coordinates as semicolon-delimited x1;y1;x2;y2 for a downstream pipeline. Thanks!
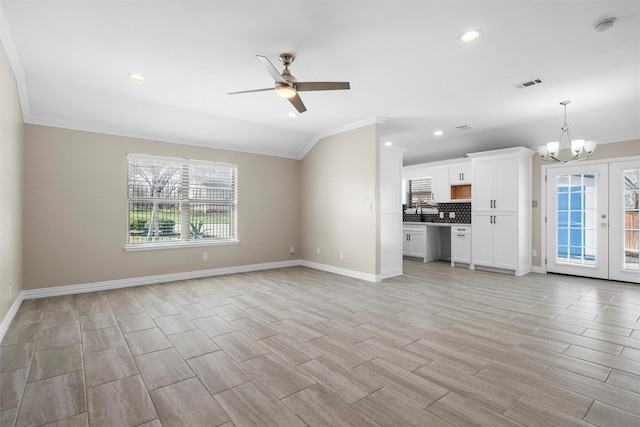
2;259;380;338
378;268;403;280
0;291;25;343
22;260;301;300
299;260;379;282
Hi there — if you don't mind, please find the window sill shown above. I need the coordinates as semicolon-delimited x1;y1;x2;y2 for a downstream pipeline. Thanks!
124;239;239;252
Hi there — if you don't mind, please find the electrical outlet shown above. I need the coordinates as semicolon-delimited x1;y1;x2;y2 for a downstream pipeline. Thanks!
316;248;320;254
532;249;537;257
339;250;344;259
439;212;444;219
289;246;296;254
202;252;208;260
449;212;455;219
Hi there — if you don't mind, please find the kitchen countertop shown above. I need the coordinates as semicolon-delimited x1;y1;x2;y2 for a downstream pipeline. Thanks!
403;222;471;227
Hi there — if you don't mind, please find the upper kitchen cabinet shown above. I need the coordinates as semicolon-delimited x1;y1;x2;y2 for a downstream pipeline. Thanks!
448;160;472;201
472;155;520;212
449;162;472;185
468;147;534;275
431;166;450;203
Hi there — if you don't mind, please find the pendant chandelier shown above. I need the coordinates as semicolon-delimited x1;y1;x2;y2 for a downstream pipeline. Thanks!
538;101;597;164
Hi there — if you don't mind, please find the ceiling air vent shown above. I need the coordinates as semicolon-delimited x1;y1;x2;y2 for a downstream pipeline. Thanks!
516;78;542;89
456;125;471;130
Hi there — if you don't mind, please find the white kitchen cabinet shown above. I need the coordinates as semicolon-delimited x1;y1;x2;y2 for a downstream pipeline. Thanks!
402;225;427;261
449;163;472;185
431;166;450;202
472;155;519;211
470;212;516;269
451;225;471;266
468;147;533;275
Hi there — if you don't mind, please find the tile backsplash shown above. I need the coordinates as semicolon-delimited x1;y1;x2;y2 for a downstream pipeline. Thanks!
403;202;471;224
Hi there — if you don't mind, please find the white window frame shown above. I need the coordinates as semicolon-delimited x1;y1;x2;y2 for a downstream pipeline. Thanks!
125;153;239;251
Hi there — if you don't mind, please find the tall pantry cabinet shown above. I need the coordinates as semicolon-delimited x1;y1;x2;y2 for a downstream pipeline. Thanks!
468;147;534;276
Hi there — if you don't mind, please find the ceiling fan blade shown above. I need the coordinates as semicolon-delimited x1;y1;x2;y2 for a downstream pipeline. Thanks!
288;93;307;113
227;87;274;95
256;55;285;83
296;82;350;91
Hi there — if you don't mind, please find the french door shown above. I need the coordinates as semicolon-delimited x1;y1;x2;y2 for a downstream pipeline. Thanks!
546;164;608;279
609;161;639;283
545;161;640;283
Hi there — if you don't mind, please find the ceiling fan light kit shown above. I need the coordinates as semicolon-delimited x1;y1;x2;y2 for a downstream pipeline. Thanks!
276;84;296;98
228;52;351;113
538;100;597;164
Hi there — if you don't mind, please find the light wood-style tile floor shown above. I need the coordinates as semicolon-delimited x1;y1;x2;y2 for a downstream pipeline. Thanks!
1;261;639;426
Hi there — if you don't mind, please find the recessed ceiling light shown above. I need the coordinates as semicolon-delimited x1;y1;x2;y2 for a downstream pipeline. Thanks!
288;112;298;118
433;130;443;136
384;141;393;146
128;73;146;82
460;30;481;42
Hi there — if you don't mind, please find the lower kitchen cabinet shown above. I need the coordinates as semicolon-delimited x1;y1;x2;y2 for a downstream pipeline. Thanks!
402;225;426;261
451;225;471;266
471;212;517;270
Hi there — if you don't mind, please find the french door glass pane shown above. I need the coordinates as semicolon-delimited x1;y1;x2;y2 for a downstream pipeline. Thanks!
623;169;639;271
556;173;596;265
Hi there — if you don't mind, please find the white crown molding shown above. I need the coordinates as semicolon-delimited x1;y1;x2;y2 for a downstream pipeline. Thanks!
298;116;386;160
0;291;25;343
0;3;31;120
25;116;303;160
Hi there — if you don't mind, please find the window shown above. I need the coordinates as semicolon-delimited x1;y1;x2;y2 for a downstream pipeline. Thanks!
555;173;596;265
127;154;237;249
406;177;433;207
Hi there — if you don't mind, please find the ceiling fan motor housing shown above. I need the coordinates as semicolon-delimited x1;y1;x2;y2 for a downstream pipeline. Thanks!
278;53;295;66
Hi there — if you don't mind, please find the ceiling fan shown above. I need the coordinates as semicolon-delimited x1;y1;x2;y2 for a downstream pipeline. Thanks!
227;53;350;113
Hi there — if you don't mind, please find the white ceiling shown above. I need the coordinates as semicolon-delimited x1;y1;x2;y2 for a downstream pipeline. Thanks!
1;1;638;165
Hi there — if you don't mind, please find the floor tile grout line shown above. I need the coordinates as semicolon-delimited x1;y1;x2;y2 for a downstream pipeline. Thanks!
12;298;47;426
